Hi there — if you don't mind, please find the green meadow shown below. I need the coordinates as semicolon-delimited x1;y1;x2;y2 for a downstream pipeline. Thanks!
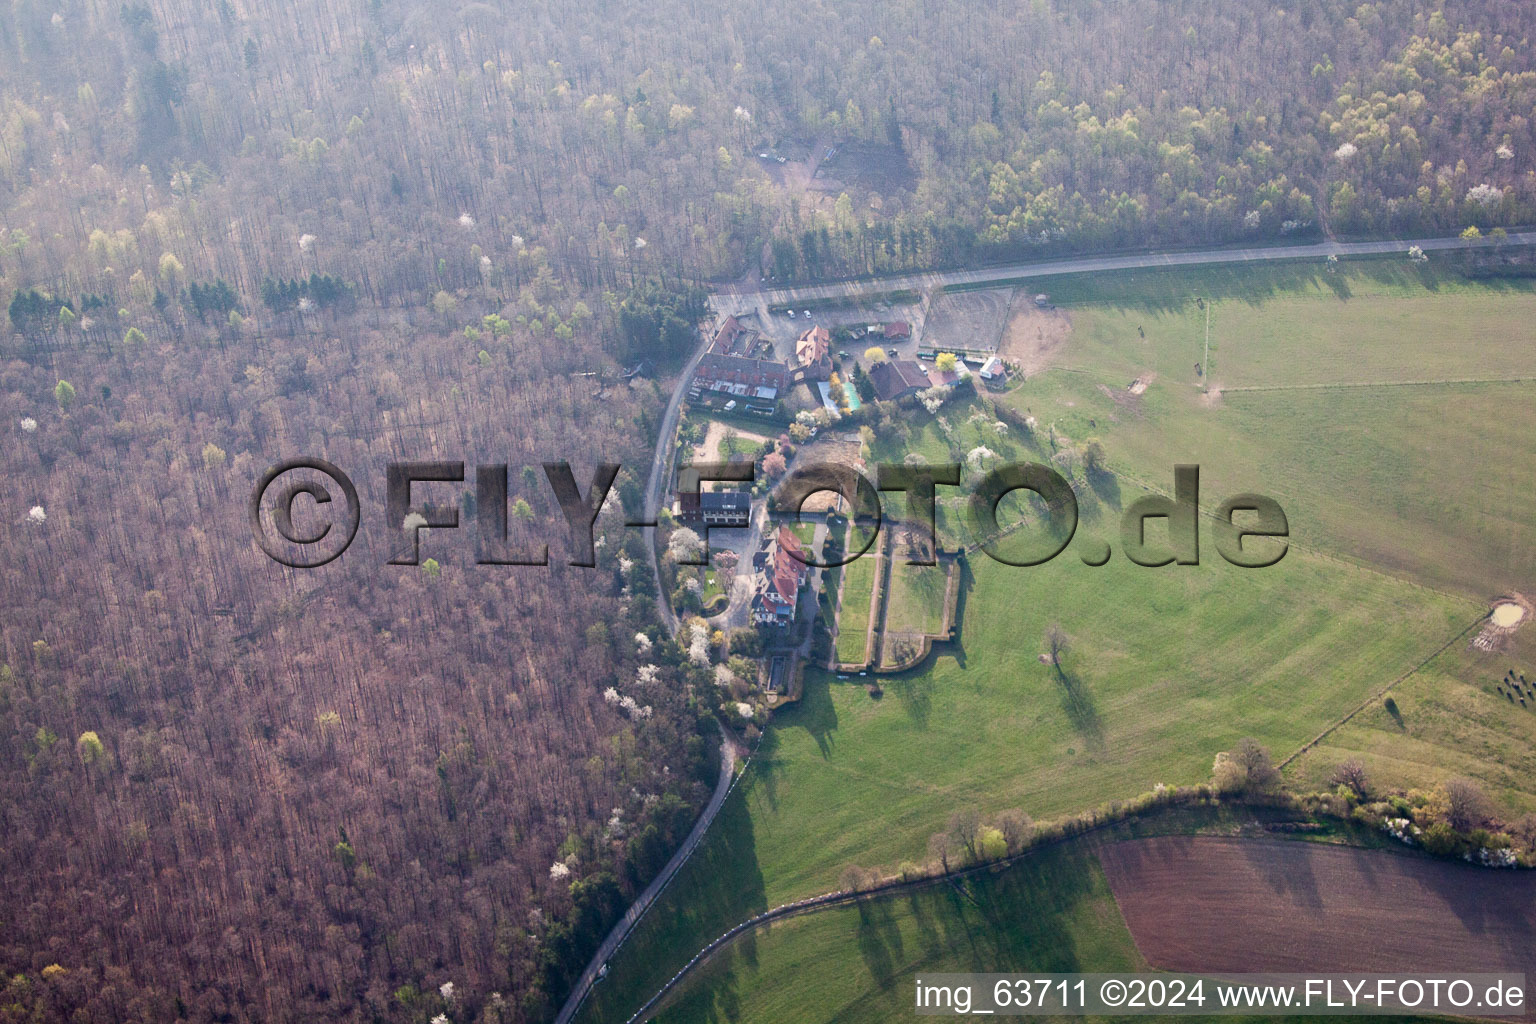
834;546;879;664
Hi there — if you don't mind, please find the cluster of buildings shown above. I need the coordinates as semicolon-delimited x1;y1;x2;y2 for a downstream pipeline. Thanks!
688;316;790;416
691;316;924;415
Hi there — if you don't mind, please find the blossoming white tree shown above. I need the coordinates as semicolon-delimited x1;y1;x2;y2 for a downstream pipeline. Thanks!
668;527;703;563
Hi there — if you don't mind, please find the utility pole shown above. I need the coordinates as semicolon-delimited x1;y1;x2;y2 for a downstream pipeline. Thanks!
1202;298;1211;392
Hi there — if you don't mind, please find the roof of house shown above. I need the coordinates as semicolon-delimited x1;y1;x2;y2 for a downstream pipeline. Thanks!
762;525;808;609
869;358;930;400
711;315;747;355
694;352;789;394
795;325;830;366
979;355;1006;377
925;362;969;388
884;321;911;338
702;490;750;511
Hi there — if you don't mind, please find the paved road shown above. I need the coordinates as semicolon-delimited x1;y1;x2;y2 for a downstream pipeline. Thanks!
639;335;716;638
716;232;1536;313
553;726;740;1024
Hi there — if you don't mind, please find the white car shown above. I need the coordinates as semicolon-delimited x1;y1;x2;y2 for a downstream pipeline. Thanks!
803;310;811;317
787;310;796;318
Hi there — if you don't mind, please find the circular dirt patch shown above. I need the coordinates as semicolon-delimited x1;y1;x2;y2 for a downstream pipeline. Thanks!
1492;602;1526;628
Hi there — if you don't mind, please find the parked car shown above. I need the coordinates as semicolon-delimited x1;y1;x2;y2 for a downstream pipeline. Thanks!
787;309;796;318
888;348;898;358
803;309;811;317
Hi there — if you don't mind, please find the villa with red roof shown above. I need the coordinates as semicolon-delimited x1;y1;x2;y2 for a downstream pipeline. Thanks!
751;525;811;626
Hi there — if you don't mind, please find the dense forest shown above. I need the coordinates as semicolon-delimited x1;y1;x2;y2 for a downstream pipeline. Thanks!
0;0;1533;1021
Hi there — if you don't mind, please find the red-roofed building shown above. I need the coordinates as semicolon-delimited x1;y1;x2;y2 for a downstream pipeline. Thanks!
689;315;790;413
868;358;931;402
751;526;811;626
883;321;911;339
710;315;748;355
795;325;833;380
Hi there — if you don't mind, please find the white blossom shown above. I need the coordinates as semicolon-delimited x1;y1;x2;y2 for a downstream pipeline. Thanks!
634;632;652;653
1242;210;1261;229
1466;183;1504;209
603;686;621;705
549;861;570;880
637;664;661;685
634;237;647;249
1334;141;1357;161
714;664;738;688
735;702;754;719
27;505;46;525
297;296;315;312
733;105;753;122
298;233;316;253
619;694;639;716
439;981;455;1002
1407;245;1428;264
668;527;703;562
966;446;998;468
688;621;710;666
19;417;37;433
458;212;476;229
479;254;492;271
994;421;1009;436
431;1015;449;1024
511;234;525;248
1497;144;1515;161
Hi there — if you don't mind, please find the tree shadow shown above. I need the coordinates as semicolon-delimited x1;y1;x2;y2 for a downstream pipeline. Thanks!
855;898;906;990
778;669;839;762
888;672;933;729
1086;465;1122;512
1054;659;1104;747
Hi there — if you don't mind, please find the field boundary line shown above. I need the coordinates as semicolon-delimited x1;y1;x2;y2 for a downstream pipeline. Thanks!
1277;613;1490;771
1222;375;1536;394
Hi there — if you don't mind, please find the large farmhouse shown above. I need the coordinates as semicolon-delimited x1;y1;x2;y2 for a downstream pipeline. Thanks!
689;315;789;415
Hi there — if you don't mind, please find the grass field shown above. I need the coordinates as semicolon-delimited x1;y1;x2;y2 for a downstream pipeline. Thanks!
884;562;947;636
583;259;1536;1023
651;842;1142;1023
835;543;880;664
1287;627;1536;816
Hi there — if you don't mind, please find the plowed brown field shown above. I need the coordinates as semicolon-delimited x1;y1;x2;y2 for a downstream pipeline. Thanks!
1099;837;1536;982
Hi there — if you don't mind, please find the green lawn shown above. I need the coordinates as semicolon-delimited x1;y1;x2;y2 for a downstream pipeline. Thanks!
835;544;880;665
884;562;947;636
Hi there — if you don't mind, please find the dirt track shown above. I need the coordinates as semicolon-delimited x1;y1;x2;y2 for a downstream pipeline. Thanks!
1100;837;1536;985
